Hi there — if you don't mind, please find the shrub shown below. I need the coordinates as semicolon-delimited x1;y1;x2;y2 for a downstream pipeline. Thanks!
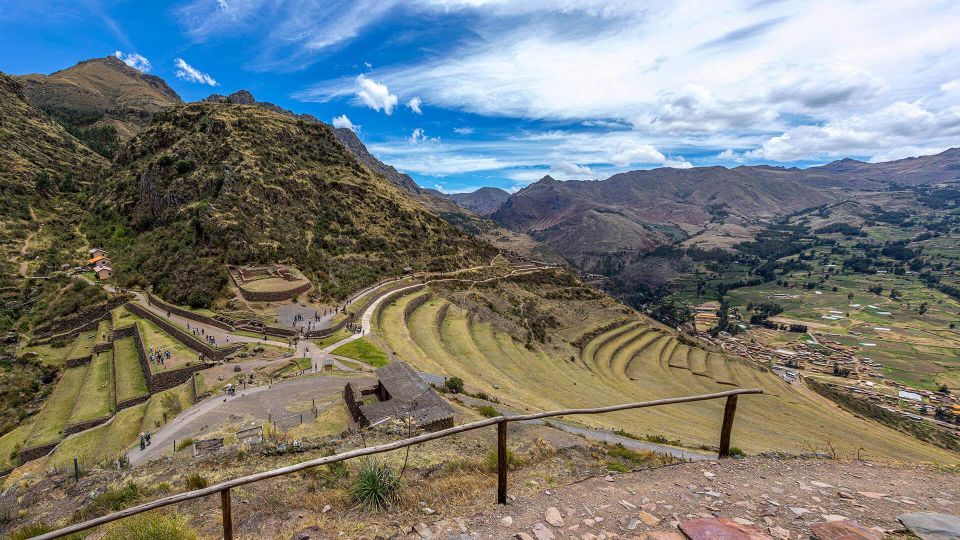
484;448;520;471
728;447;746;458
351;460;401;511
443;376;464;394
605;460;630;473
475;405;500;418
185;473;209;490
175;438;194;452
607;444;657;467
9;524;53;540
174;159;195;174
102;512;199;540
75;482;141;520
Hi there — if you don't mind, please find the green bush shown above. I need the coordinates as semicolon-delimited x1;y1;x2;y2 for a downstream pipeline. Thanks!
606;444;657;467
484;447;520;471
728;446;745;458
74;482;141;520
605;460;630;473
184;473;208;490
102;512;198;540
475;405;500;418
443;376;464;394
351;460;401;511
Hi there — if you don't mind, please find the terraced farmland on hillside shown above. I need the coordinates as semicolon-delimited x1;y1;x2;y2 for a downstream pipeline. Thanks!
375;285;959;463
24;365;88;448
68;350;115;424
113;337;147;403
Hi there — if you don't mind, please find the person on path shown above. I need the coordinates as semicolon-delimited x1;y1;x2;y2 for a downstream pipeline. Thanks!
139;433;145;451
145;431;151;445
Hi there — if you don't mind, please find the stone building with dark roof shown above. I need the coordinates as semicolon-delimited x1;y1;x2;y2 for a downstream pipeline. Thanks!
343;361;455;432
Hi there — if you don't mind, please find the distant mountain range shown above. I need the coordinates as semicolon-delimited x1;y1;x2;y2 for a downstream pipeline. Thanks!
6;55;960;301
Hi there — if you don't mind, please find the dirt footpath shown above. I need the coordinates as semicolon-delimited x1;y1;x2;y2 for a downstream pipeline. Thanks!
424;457;960;539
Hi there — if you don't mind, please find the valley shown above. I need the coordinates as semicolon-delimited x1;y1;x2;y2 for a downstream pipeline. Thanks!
1;53;959;540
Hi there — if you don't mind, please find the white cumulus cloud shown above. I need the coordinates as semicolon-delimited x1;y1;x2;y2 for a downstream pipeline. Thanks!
409;128;439;144
112;50;151;72
356;74;398;114
406;96;423;114
550;161;593;178
174;58;218;86
332;114;357;131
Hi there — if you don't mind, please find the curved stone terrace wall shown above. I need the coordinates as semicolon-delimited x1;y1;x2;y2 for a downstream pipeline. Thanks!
146;293;234;331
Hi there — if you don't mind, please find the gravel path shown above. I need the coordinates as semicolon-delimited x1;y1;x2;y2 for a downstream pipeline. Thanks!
415;457;960;540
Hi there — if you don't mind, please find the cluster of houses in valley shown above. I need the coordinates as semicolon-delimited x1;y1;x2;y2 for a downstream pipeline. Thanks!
88;247;113;280
706;331;960;434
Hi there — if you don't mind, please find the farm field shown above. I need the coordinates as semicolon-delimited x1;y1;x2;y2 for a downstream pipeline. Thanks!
140;382;194;433
375;283;958;463
113;337;147;403
240;276;309;293
0;423;33;471
49;403;147;468
331;338;388;367
65;328;97;362
136;318;198;373
725;245;960;391
111;305;137;329
22;341;73;366
68;350;115;425
24;366;88;448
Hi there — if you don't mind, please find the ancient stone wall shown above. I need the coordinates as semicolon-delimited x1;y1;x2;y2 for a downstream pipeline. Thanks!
237;281;312;302
117;394;149;411
146;293;234;331
125;302;241;361
64;415;111;436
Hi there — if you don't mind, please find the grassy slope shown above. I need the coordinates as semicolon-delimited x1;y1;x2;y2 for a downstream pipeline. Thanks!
377;279;959;464
331;338;389;367
24;366;87;448
68;350;115;424
49;403;147;468
0;423;33;470
114;337;148;402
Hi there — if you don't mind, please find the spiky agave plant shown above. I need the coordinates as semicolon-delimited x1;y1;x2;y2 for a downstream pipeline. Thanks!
351;459;402;511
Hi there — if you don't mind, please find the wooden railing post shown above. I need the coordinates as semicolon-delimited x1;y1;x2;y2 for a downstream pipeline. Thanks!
718;395;738;458
221;488;233;540
497;420;507;504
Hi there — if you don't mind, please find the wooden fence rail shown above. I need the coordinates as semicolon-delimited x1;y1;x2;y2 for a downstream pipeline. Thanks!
32;387;762;540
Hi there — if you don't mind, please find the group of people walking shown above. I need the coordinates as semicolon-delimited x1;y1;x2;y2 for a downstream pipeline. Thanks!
138;431;151;450
148;346;171;366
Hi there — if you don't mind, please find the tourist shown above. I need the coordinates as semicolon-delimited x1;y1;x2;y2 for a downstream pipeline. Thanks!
139;433;145;451
145;431;151;445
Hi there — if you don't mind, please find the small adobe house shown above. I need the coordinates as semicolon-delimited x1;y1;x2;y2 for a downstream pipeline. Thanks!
343;362;454;432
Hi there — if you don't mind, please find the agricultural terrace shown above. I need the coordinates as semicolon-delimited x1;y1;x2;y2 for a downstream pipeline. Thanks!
65;327;97;363
23;366;87;448
68;350;115;424
49;403;147;468
111;305;137;329
331;338;388;367
113;337;148;403
135;318;200;373
374;277;958;464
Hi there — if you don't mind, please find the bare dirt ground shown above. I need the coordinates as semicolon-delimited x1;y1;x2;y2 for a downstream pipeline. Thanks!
436;457;960;540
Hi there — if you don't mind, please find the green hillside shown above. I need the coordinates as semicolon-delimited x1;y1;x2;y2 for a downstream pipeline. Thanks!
87;102;494;307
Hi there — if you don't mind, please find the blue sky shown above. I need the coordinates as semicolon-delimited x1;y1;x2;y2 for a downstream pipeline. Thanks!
3;1;960;193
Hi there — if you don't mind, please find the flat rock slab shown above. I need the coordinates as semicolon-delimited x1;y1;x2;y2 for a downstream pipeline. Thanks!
898;513;960;540
679;517;772;539
810;520;881;540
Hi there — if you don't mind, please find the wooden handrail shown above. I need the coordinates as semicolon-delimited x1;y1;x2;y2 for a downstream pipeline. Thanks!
32;387;762;540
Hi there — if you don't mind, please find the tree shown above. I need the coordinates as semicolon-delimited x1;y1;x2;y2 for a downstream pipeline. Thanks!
443;377;464;394
918;302;928;315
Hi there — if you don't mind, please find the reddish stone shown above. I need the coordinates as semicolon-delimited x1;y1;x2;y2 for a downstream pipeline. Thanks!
810;520;881;540
679;517;773;540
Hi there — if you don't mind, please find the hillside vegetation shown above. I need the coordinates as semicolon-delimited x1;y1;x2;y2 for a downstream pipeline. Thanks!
88;102;494;307
373;267;958;463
